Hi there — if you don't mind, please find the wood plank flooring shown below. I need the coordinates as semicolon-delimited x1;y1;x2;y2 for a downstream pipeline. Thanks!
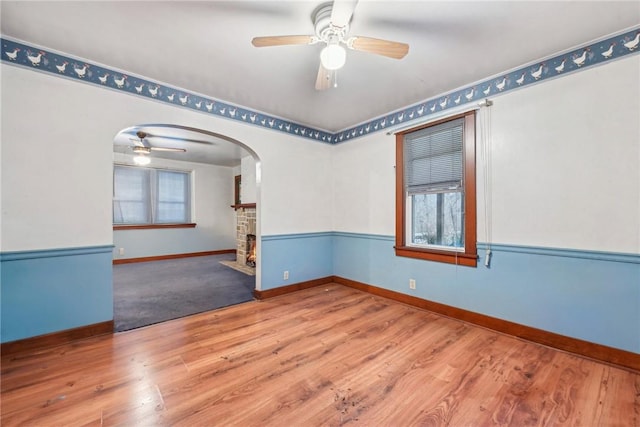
2;284;638;426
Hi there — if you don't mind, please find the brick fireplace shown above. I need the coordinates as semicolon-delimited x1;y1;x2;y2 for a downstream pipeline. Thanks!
235;204;256;269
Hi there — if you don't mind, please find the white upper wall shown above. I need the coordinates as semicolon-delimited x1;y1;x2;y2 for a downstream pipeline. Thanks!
330;131;396;236
240;155;257;204
1;63;334;252
2;51;638;254
332;55;640;254
482;55;639;253
1;66;114;251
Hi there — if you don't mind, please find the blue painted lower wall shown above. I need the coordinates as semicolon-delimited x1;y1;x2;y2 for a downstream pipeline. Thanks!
260;233;334;290
2;234;638;356
113;228;234;260
331;232;640;354
1;246;114;343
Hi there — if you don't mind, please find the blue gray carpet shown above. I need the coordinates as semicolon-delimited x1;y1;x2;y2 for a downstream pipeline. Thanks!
113;253;255;332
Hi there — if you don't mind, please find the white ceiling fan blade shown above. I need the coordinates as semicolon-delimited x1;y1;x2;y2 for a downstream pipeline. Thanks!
315;63;335;91
330;0;358;28
149;147;187;153
348;36;409;59
251;35;315;47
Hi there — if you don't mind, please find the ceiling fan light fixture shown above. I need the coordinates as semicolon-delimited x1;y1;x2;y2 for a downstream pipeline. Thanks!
320;43;346;70
133;154;151;166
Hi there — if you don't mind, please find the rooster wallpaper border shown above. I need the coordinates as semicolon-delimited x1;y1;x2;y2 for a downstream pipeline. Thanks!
2;27;639;144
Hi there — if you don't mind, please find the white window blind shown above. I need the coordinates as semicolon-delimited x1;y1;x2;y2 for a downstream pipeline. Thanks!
404;117;464;194
113;165;191;224
113;166;151;224
156;170;190;223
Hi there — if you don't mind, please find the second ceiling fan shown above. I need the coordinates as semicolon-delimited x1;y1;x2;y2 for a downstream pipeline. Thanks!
127;130;187;165
251;0;409;90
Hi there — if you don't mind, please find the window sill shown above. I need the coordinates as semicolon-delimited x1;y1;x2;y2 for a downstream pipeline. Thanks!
394;245;477;267
113;223;196;231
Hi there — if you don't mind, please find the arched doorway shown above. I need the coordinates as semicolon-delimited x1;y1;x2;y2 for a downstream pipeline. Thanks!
111;124;261;331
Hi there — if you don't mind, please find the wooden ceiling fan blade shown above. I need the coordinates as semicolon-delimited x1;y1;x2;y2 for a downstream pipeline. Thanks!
315;63;334;91
149;147;187;153
251;35;315;47
145;134;215;145
330;0;358;28
348;36;409;59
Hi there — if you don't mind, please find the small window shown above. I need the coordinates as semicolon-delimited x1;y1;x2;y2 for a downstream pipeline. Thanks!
395;111;477;267
113;164;192;225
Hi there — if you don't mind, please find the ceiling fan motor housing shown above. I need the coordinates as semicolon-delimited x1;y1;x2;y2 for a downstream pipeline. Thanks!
314;3;348;43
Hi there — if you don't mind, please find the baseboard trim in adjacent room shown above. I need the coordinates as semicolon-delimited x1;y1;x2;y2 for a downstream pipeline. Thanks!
254;276;334;300
1;320;114;356
113;249;236;265
332;276;640;372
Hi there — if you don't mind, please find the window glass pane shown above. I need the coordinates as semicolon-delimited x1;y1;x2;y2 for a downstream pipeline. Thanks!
113;165;191;225
411;192;463;248
157;170;189;223
113;166;150;224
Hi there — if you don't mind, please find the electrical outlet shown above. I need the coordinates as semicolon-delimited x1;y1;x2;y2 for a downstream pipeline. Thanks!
409;279;416;289
118;248;125;256
283;271;289;280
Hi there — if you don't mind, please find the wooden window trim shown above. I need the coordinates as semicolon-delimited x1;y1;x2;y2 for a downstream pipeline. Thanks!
395;111;477;267
234;175;242;205
113;223;196;231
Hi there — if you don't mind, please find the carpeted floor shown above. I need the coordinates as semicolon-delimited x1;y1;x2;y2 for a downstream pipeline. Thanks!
113;253;255;332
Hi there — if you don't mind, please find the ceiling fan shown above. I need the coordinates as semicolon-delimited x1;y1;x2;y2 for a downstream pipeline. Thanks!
127;130;186;165
129;131;188;154
251;0;409;90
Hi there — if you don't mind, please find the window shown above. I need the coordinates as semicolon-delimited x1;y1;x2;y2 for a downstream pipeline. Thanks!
395;111;477;267
113;164;192;226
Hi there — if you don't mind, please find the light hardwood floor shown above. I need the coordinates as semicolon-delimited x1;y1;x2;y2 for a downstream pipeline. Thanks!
1;284;638;426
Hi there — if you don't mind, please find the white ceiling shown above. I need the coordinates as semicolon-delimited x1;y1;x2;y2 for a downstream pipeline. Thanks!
2;1;639;163
112;124;249;167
